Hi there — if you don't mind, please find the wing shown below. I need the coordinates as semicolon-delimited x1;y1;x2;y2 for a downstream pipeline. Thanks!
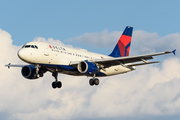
70;50;176;68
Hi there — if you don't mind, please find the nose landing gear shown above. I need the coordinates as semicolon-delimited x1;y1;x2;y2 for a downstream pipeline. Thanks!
52;72;62;89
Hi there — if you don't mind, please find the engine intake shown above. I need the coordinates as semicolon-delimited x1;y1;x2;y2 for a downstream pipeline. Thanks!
21;65;38;79
77;61;99;74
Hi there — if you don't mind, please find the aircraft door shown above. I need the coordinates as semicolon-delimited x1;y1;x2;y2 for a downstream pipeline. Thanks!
44;44;49;56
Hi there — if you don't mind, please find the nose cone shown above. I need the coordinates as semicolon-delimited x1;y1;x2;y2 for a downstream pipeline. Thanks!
18;49;26;61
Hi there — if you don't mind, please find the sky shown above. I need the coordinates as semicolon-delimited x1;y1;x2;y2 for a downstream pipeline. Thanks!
1;0;180;120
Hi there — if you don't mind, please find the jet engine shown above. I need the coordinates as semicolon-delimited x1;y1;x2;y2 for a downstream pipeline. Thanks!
77;61;99;74
21;65;38;79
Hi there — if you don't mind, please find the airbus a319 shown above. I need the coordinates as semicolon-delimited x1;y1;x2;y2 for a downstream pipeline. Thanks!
5;26;176;89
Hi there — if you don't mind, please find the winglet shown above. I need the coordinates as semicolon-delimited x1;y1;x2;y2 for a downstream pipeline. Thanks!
172;49;176;55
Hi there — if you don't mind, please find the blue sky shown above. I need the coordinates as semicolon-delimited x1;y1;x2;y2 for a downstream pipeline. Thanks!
1;0;180;47
1;1;180;120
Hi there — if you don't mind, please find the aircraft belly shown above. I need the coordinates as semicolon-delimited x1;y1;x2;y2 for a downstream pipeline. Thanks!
52;68;83;76
46;64;135;77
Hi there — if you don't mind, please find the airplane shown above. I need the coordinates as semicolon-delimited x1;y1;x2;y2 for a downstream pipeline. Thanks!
5;26;176;89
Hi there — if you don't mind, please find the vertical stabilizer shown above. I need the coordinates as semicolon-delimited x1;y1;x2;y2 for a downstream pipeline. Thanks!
109;26;133;57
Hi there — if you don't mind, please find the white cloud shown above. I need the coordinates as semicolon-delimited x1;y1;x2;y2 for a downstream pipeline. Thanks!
33;37;76;48
33;37;64;46
65;29;122;48
132;31;180;56
0;28;180;120
64;29;179;57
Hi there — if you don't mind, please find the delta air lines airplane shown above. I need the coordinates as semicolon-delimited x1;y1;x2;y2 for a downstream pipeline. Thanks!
5;26;176;89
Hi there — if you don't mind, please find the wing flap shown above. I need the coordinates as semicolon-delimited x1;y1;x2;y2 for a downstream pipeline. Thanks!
125;61;160;67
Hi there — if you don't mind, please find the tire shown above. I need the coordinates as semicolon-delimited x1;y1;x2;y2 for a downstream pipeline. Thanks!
94;78;99;85
89;79;94;86
57;81;62;88
52;82;57;89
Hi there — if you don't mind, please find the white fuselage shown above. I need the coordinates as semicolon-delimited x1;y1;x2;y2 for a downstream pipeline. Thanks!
18;41;135;77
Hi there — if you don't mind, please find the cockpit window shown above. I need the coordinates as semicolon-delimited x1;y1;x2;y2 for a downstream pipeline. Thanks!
25;45;31;48
35;45;38;49
23;45;38;49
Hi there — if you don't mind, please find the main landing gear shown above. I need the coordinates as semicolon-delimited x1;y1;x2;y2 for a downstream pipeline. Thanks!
89;78;99;86
89;74;100;86
52;72;62;89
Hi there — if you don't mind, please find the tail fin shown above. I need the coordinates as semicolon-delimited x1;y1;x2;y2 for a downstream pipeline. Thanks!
109;26;133;57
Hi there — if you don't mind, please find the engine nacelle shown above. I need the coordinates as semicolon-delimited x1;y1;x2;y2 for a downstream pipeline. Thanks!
21;65;38;79
77;61;99;74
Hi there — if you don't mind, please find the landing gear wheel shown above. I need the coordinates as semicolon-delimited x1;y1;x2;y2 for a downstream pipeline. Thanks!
52;82;57;89
94;78;99;85
89;78;100;86
52;81;62;89
52;72;62;89
89;79;94;86
57;81;62;88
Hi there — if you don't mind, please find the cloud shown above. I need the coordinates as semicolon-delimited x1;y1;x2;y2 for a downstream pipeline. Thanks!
65;29;122;48
0;28;180;120
64;29;179;56
132;31;180;56
33;37;77;48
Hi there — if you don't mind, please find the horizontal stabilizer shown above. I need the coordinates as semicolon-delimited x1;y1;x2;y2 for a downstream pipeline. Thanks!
125;61;160;67
5;63;25;69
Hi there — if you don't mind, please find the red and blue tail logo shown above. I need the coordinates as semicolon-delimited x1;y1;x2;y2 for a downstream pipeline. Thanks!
109;26;133;57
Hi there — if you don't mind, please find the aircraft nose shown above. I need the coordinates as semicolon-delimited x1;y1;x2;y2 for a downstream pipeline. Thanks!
17;49;26;60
